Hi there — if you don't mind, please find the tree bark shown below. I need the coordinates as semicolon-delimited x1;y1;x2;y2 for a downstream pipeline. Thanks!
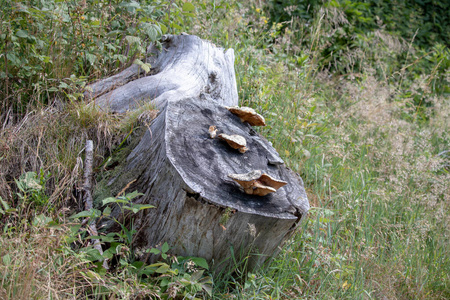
89;34;309;272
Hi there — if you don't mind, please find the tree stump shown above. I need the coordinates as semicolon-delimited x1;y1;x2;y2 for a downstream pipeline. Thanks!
89;34;309;272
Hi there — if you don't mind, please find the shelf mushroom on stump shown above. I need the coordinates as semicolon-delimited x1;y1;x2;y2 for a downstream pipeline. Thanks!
217;133;248;153
88;34;309;272
228;170;287;196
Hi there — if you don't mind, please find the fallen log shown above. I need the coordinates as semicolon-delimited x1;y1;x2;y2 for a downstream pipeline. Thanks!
89;34;309;271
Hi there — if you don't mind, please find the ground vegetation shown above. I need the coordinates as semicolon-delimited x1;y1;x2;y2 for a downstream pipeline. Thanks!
0;0;448;299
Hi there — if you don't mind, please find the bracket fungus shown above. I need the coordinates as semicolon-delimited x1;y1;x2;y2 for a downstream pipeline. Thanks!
226;106;266;126
228;170;288;196
218;133;248;153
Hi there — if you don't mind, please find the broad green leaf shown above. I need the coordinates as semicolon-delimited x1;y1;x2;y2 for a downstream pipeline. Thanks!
155;263;170;273
32;214;53;227
190;270;204;281
130;204;155;211
0;196;10;211
58;82;70;89
102;197;128;205
123;190;144;200
37;55;52;63
69;224;82;234
159;23;168;34
69;210;92;219
70;208;101;219
190;257;209;270
161;242;169;253
202;282;213;296
102;206;111;216
149;248;161;255
182;12;196;18
2;254;11;266
125;35;141;45
85;248;104;262
133;59;151;73
85;270;102;280
15;29;29;38
105;43;116;51
172;23;182;30
182;2;195;12
16;172;42;191
132;261;144;269
94;262;108;275
85;52;97;65
101;250;113;259
113;54;128;63
134;58;144;65
148;262;166;268
90;19;100;26
141;23;161;42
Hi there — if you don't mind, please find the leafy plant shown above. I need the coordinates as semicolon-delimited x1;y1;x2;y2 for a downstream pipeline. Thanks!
68;191;212;298
0;0;196;120
15;171;49;207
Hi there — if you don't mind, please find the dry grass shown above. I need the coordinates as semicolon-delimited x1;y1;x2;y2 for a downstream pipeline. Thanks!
0;225;92;299
0;102;159;299
0;102;141;211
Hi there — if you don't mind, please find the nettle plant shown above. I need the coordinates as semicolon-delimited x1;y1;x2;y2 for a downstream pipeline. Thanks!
0;0;195;114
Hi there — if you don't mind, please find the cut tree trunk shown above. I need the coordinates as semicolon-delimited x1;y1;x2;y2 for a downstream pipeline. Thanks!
88;34;309;272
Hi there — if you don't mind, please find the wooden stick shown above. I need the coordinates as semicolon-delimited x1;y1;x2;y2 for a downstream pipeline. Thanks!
83;140;109;269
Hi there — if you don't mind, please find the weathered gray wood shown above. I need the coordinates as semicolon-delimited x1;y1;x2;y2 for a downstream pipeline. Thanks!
89;34;309;272
84;44;160;101
88;34;238;112
83;140;109;269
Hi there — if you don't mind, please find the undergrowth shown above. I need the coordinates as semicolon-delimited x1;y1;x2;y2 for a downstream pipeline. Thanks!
193;1;449;299
1;0;449;299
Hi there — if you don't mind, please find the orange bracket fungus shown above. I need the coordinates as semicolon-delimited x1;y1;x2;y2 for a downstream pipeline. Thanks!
218;133;248;153
228;170;287;196
226;106;266;126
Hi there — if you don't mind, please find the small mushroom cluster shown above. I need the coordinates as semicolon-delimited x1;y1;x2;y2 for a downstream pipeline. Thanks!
208;106;287;196
228;170;287;196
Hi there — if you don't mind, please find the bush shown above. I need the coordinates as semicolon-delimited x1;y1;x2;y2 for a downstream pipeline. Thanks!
0;0;194;120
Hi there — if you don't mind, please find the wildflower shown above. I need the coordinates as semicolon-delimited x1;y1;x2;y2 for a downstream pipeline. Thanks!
255;8;261;13
342;281;351;290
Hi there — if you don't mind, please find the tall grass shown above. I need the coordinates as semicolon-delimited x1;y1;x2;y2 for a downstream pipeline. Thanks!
193;1;449;299
0;0;448;299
